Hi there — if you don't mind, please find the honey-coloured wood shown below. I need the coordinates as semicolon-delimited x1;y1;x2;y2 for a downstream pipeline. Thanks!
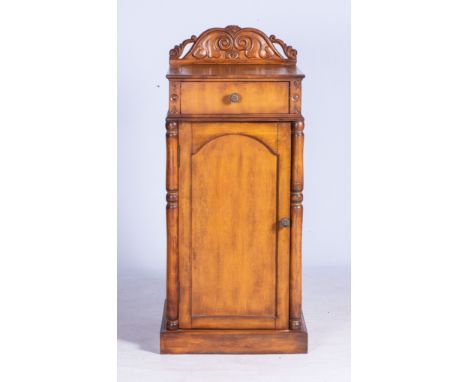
290;121;304;330
160;301;307;354
169;25;297;65
177;122;192;328
165;121;179;330
167;64;304;80
177;122;291;330
191;133;278;325
161;26;307;353
180;81;290;114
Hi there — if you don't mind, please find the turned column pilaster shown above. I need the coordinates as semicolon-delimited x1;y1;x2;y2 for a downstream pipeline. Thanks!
165;121;179;330
290;120;304;330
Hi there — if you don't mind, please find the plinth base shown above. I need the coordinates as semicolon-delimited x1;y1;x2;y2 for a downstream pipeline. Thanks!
160;302;308;354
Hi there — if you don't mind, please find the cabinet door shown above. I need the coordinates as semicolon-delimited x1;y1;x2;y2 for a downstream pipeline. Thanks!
178;122;291;329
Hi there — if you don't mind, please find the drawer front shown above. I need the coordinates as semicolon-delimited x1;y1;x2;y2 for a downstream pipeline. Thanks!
180;81;289;114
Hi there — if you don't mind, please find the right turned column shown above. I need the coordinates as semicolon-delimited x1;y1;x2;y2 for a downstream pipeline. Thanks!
290;120;304;330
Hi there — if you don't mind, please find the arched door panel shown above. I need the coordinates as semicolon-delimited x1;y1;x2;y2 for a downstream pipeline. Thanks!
178;122;291;329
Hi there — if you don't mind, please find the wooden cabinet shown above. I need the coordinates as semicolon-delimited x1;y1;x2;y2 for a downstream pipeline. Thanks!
160;26;307;354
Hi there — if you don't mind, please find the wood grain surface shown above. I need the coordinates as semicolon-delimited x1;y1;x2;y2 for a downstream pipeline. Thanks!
162;26;306;353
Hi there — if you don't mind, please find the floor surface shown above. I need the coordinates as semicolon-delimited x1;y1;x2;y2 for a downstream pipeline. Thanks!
118;266;350;381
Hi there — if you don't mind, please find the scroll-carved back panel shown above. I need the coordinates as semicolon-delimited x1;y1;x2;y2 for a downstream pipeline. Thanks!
170;25;297;65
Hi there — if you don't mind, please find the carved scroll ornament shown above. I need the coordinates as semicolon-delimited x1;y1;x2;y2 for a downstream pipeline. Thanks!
169;25;297;64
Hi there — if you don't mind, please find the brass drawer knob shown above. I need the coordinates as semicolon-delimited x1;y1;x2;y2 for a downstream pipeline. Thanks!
229;93;240;103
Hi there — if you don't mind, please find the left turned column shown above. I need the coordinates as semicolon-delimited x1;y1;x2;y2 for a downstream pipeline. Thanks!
165;121;179;330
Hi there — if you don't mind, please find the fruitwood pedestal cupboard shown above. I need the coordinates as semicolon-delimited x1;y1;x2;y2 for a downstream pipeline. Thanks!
160;26;307;354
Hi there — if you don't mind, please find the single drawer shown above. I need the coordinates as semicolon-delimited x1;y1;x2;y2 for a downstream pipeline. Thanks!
180;81;289;114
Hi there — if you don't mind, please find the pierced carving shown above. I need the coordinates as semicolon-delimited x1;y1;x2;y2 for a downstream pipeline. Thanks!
169;35;197;59
169;26;297;64
269;35;297;60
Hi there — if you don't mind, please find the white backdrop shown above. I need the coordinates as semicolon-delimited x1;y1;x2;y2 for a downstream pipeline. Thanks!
118;0;350;274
